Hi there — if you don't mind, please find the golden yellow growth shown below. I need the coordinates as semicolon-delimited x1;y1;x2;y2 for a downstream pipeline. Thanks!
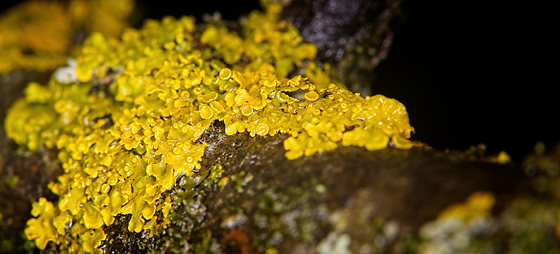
68;0;134;38
0;0;134;74
24;198;58;250
0;1;70;73
5;1;414;252
438;192;496;224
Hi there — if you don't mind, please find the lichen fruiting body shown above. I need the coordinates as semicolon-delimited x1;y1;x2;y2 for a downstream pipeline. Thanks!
4;1;414;252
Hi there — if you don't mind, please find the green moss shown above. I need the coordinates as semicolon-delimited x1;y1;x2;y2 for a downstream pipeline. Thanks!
252;183;327;251
502;198;560;254
4;1;415;252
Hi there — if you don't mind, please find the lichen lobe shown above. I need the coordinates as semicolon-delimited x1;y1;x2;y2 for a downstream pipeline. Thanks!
4;1;415;252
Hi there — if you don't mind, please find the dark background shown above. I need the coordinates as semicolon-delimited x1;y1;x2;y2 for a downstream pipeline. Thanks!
373;1;556;162
135;0;559;162
1;0;555;162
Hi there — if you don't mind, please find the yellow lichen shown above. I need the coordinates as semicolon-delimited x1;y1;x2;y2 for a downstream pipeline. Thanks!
81;229;106;254
68;0;134;39
0;1;70;73
438;192;496;224
0;0;134;74
304;91;319;102
24;198;59;250
5;0;415;252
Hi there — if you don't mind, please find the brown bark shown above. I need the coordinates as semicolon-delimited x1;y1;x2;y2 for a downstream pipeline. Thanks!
1;1;559;253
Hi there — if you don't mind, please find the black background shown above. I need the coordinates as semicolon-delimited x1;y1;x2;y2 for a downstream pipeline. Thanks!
373;1;557;161
1;0;556;162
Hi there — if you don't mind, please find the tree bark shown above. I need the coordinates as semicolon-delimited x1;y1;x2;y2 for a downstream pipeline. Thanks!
1;1;559;253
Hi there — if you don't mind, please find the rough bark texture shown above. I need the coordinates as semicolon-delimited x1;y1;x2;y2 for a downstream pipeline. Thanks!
146;121;533;253
0;70;61;253
1;1;560;253
283;0;404;96
3;108;554;253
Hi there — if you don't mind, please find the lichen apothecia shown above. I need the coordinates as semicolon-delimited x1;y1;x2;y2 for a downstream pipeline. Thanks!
4;1;414;252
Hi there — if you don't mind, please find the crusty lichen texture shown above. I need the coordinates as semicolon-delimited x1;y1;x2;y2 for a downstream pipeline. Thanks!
4;1;414;252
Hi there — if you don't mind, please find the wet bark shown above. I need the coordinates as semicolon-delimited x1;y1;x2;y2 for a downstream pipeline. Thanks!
1;1;559;253
0;91;556;253
283;0;405;96
0;70;60;253
145;121;534;253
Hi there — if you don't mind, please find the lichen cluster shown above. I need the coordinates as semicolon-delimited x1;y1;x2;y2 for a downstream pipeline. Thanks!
4;1;414;252
419;187;560;253
418;192;497;253
0;0;134;74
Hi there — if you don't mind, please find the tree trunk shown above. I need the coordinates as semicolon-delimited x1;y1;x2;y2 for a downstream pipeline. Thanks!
1;1;559;253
